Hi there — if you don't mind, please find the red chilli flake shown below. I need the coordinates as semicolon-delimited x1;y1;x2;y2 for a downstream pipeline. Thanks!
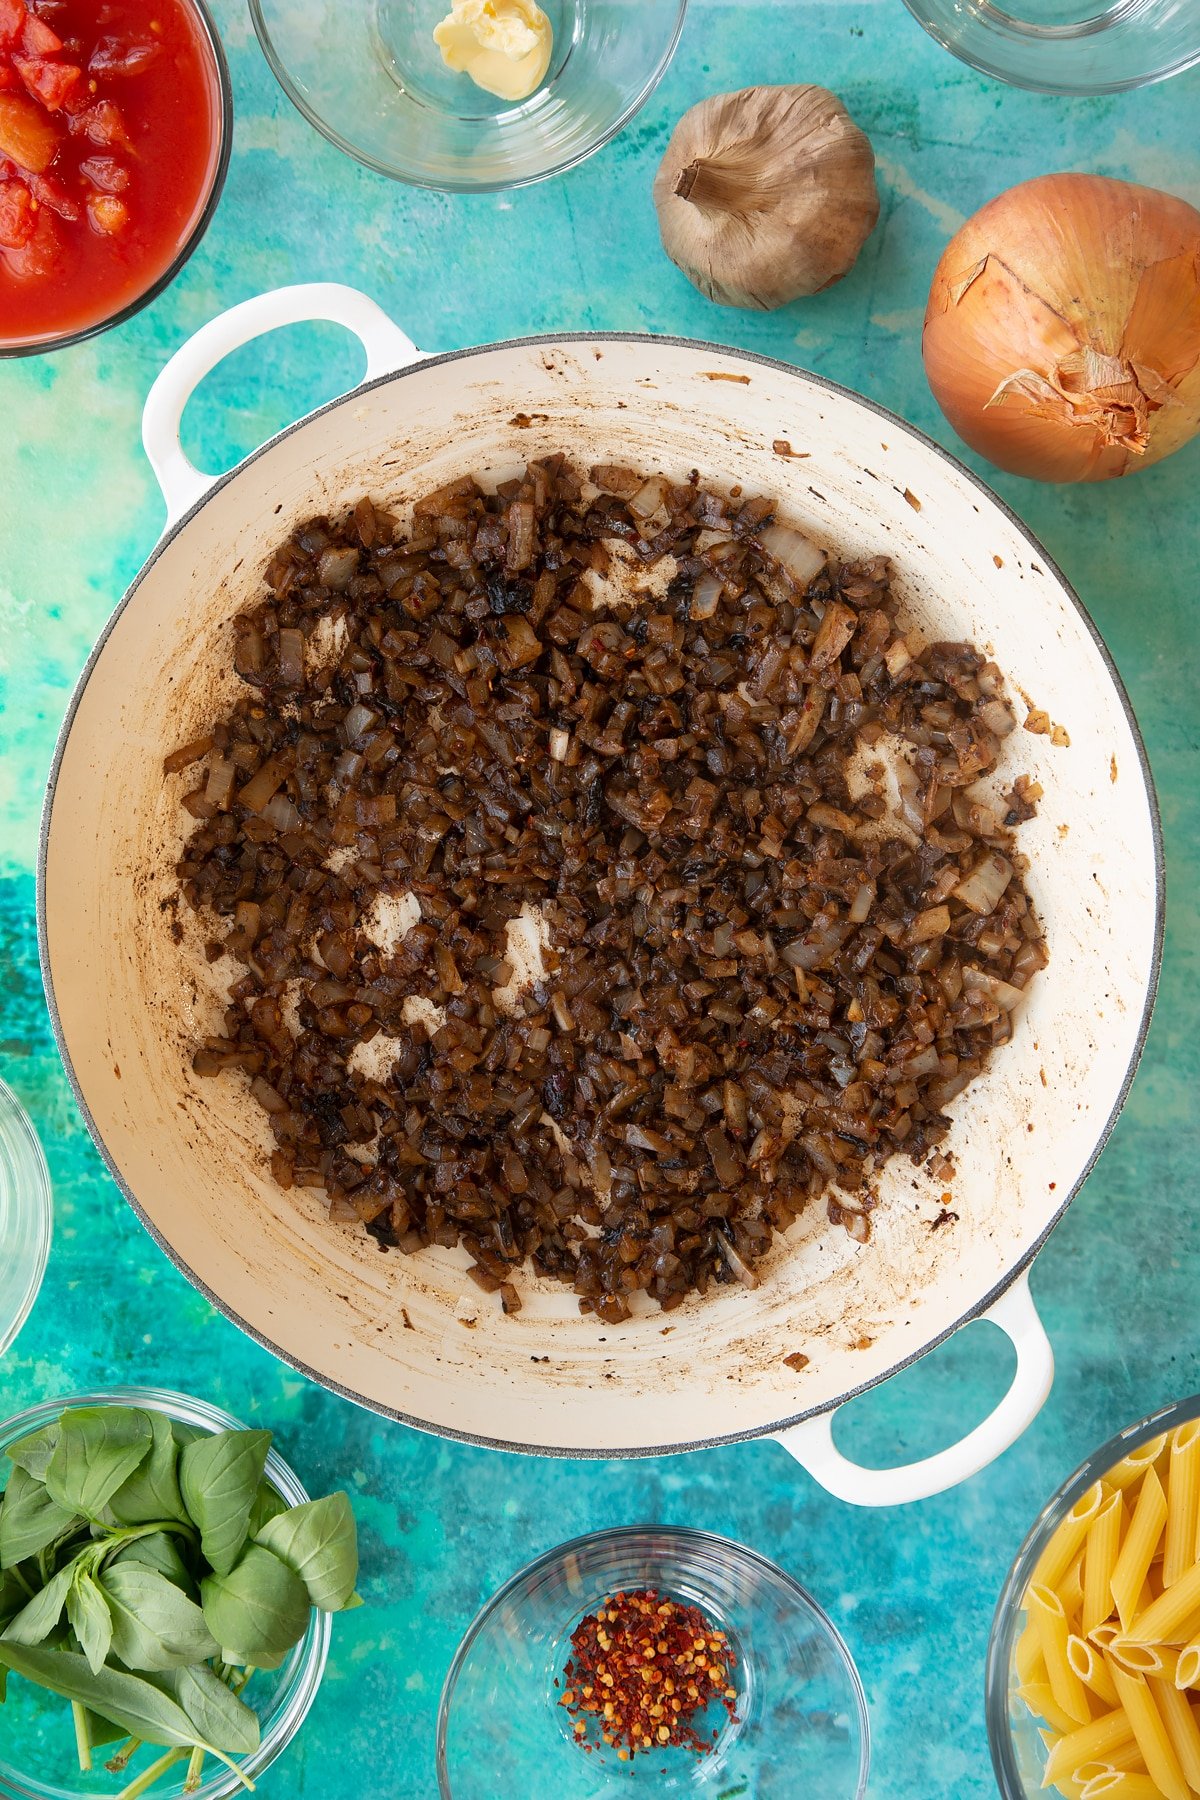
559;1587;739;1761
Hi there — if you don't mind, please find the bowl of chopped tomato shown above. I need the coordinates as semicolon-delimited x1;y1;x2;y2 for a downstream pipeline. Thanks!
0;0;231;354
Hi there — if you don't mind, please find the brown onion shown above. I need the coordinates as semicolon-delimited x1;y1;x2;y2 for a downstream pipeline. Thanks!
923;174;1200;483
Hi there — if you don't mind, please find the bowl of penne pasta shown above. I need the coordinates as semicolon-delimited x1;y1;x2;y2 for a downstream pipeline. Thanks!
988;1396;1200;1800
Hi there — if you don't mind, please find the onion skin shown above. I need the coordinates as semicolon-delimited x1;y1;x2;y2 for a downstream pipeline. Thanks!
922;173;1200;483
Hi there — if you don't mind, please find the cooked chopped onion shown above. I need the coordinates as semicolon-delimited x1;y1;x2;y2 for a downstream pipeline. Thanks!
717;1233;760;1289
758;523;826;588
317;546;359;590
953;853;1013;915
174;454;1045;1320
690;572;723;619
963;965;1025;1012
629;475;670;519
343;703;378;743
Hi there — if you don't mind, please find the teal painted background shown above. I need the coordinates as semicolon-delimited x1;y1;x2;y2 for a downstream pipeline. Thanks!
2;2;1199;1793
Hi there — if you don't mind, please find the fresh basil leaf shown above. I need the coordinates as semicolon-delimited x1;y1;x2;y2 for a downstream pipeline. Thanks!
106;1411;188;1528
2;1559;76;1646
246;1479;287;1540
81;1708;128;1749
168;1664;260;1756
179;1431;271;1579
45;1408;154;1521
5;1423;61;1484
201;1546;310;1663
0;1642;203;1747
0;1565;33;1628
0;1466;80;1569
100;1565;219;1673
254;1493;358;1613
66;1571;113;1676
110;1532;195;1593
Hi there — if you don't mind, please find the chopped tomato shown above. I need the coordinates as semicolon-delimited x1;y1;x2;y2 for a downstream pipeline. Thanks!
0;173;33;246
0;89;59;169
0;0;223;346
69;97;129;148
86;190;126;233
20;12;60;52
89;33;158;75
2;201;59;275
0;0;26;48
79;151;127;191
28;163;77;217
14;53;80;108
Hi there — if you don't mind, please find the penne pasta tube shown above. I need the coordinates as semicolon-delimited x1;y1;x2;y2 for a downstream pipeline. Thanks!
1107;1658;1191;1800
1128;1559;1200;1646
1029;1584;1094;1724
1081;1774;1178;1799
1149;1672;1200;1792
1111;1470;1168;1631
1176;1641;1200;1690
1090;1623;1123;1650
1035;1484;1109;1592
1106;1437;1169;1494
1019;1613;1050;1684
1164;1421;1200;1587
1085;1491;1128;1639
1043;1710;1137;1785
1059;1557;1086;1621
1110;1639;1178;1680
1041;1729;1087;1800
1068;1635;1120;1708
1074;1739;1147;1776
1022;1680;1089;1736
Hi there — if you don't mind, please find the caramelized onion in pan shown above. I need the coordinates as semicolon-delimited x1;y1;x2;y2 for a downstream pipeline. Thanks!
172;456;1046;1322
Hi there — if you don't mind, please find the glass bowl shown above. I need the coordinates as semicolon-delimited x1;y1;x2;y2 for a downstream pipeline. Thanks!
0;1386;330;1800
902;0;1200;95
986;1392;1200;1798
0;0;232;358
437;1524;869;1797
249;0;688;192
0;1077;52;1359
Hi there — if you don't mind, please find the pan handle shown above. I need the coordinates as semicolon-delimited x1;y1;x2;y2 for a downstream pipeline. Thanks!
141;283;423;525
772;1271;1053;1507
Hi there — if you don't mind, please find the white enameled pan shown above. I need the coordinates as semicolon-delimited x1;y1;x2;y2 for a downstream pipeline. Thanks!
39;286;1162;1504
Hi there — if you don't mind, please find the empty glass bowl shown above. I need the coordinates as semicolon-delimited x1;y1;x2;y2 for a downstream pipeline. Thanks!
0;1077;52;1359
0;1386;330;1800
986;1393;1200;1797
249;0;688;191
437;1524;869;1797
902;0;1200;94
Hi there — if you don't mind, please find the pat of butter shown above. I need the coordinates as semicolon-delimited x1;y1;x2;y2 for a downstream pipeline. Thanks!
433;0;553;102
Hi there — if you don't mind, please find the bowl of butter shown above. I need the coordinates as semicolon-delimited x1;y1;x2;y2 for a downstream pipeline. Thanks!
249;0;689;191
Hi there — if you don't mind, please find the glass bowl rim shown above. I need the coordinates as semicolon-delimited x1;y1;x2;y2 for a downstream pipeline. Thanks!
436;1521;871;1798
985;1390;1200;1797
899;0;1200;95
0;1075;53;1360
0;0;233;360
0;1383;331;1800
247;0;689;194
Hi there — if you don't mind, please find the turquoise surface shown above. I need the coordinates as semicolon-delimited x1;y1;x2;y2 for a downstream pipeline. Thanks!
2;2;1199;1794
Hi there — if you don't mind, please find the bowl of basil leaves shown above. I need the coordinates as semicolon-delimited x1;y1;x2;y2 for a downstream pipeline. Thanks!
0;1387;360;1799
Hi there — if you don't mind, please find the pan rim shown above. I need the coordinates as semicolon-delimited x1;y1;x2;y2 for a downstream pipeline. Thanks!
36;326;1166;1459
